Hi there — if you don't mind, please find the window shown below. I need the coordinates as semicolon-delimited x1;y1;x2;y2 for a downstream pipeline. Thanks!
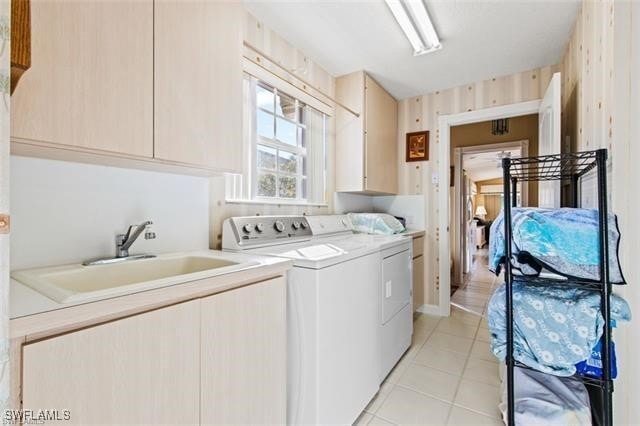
254;82;306;199
250;78;326;203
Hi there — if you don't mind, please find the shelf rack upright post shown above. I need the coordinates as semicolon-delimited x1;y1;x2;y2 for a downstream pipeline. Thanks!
501;149;613;426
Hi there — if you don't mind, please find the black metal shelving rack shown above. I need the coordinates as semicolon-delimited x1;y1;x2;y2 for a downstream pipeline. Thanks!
501;149;613;426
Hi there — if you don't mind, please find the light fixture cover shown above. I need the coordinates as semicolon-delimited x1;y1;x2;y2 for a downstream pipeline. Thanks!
385;0;441;56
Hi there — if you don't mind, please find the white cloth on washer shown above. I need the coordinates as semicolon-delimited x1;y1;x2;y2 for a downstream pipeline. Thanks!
347;213;405;235
499;365;592;425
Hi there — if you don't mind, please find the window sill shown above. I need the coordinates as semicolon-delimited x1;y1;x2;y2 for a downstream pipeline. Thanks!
225;198;329;208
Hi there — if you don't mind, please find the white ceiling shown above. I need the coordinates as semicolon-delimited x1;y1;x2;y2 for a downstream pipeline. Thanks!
243;0;580;99
463;147;521;182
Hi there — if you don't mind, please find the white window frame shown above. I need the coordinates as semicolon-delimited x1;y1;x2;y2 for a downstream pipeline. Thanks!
248;76;326;203
251;79;306;201
225;65;330;207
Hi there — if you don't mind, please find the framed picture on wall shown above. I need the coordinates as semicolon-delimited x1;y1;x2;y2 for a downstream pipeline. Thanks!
406;131;429;162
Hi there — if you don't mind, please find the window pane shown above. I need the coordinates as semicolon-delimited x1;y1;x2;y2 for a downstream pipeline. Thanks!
276;93;297;120
257;173;277;197
276;117;297;146
278;176;297;199
256;84;274;112
257;110;274;139
278;150;297;174
257;145;277;170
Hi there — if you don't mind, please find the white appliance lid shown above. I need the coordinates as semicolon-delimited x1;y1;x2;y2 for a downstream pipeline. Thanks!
246;235;379;268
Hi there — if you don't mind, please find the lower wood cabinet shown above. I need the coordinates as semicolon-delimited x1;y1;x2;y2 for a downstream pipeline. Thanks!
22;300;201;425
20;276;286;425
412;235;425;311
412;254;425;312
201;278;286;424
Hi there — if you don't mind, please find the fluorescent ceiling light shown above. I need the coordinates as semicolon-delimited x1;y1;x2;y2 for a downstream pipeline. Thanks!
385;0;441;56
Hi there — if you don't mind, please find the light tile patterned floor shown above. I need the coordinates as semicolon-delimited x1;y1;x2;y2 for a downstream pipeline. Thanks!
355;251;503;425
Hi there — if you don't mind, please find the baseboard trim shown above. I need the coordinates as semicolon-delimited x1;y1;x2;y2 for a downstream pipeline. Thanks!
416;304;446;316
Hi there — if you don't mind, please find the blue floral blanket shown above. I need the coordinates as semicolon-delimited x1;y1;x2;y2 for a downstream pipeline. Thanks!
488;282;631;376
489;208;625;283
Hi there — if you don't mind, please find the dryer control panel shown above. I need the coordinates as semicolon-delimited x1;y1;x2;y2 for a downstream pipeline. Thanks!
305;215;353;236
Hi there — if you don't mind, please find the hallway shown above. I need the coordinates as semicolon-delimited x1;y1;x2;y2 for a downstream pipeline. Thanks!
452;248;497;315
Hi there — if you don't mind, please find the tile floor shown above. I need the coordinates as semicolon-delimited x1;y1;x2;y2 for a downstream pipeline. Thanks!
355;250;503;425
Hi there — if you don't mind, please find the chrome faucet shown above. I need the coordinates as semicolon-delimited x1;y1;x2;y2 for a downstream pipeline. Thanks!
116;220;156;258
83;220;157;266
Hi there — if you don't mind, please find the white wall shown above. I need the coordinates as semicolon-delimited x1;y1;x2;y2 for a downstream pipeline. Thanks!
612;1;639;424
373;195;425;230
333;193;374;214
10;156;210;270
332;194;426;230
396;65;558;310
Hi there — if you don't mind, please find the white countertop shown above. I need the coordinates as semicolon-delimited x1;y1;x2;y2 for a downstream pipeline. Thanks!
401;229;425;238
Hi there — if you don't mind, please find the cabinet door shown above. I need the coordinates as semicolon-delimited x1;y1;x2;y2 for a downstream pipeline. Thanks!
22;300;200;425
335;71;366;192
364;75;398;194
154;0;243;172
11;0;153;157
413;255;425;311
201;277;287;424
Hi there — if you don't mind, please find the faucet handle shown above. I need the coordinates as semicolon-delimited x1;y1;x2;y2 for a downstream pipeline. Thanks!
144;222;156;240
116;234;127;246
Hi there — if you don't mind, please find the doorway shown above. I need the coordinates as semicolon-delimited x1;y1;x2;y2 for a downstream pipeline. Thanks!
450;132;535;295
435;73;560;317
435;100;542;316
451;143;528;313
449;116;539;311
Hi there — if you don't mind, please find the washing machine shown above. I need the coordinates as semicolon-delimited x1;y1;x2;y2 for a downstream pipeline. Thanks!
222;215;381;425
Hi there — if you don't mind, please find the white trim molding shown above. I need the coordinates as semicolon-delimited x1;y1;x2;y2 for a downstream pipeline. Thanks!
437;100;541;316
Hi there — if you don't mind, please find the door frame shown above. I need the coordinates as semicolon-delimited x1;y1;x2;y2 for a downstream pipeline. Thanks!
453;140;530;287
435;100;541;316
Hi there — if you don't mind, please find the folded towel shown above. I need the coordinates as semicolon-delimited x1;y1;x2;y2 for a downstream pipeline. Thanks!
347;213;405;235
488;281;631;376
489;208;626;283
499;365;592;425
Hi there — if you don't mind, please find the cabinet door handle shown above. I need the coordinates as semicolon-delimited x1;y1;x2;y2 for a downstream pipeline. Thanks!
385;280;392;298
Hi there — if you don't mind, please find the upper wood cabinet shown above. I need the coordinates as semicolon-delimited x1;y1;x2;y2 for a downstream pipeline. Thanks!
11;0;154;158
154;0;243;173
336;71;398;195
10;0;31;94
11;0;243;174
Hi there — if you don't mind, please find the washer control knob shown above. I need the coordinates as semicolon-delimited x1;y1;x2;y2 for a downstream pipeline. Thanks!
292;221;301;230
255;223;265;233
274;221;285;232
242;224;252;234
300;221;308;229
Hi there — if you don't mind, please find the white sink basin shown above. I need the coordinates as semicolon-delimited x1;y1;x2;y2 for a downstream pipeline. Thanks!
12;253;259;304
